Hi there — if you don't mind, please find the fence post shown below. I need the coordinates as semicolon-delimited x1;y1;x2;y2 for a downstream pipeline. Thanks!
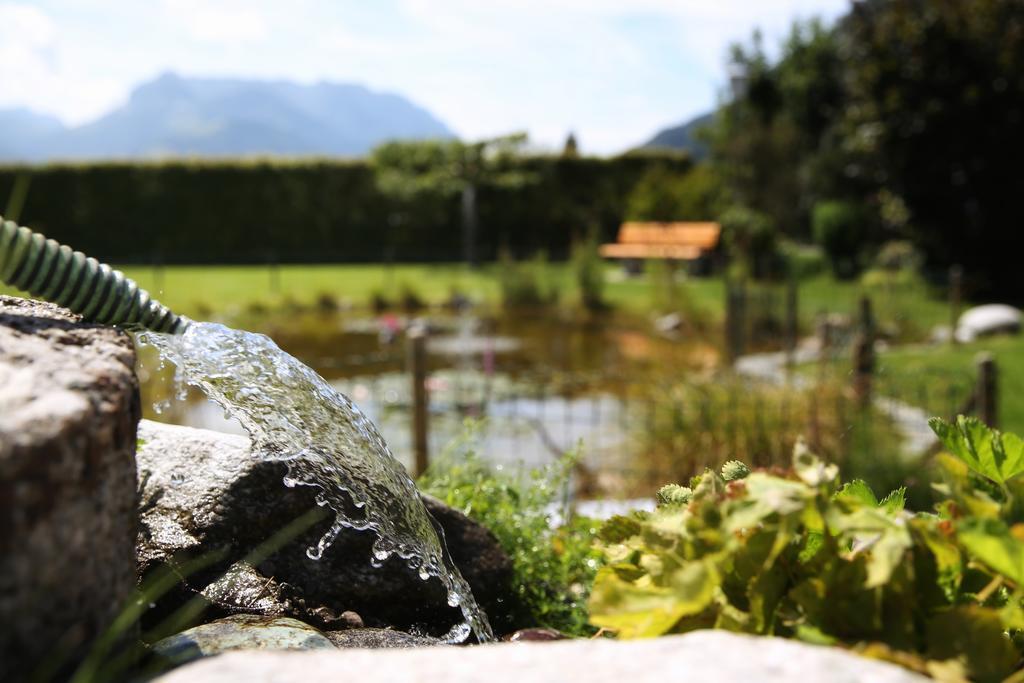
408;324;430;477
724;278;735;366
268;257;281;295
950;265;963;345
785;276;798;368
852;295;875;407
976;353;998;428
724;278;746;366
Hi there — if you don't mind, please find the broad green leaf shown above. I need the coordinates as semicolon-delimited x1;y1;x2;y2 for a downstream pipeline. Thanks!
835;481;905;515
999;597;1024;630
911;518;963;599
793;623;837;646
835;479;878;507
1001;431;1024;481
926;606;1019;682
879;488;906;514
930;416;1024;484
828;507;913;588
588;561;717;638
728;473;810;531
599;514;644;543
956;517;1024;585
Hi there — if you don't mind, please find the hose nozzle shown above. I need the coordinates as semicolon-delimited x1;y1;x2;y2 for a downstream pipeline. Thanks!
1;216;190;334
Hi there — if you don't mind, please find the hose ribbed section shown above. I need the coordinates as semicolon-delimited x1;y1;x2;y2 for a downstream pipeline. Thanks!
0;216;190;334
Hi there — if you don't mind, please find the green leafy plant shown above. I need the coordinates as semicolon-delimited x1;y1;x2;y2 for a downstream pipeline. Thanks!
497;247;559;309
589;417;1024;681
419;429;600;635
570;229;607;312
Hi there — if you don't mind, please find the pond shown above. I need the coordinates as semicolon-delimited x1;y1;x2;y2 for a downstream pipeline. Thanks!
138;308;719;494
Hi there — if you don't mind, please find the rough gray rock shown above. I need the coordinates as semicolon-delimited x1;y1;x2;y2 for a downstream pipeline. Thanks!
0;295;140;681
152;630;930;683
151;615;336;668
135;419;521;638
324;628;442;649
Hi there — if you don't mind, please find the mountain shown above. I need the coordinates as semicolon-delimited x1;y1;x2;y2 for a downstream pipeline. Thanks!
0;73;453;161
0;109;66;160
641;112;714;160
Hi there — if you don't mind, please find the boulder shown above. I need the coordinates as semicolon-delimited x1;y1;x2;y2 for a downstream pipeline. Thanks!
151;617;442;675
152;630;929;683
151;615;337;668
135;419;521;638
956;304;1022;342
0;296;140;681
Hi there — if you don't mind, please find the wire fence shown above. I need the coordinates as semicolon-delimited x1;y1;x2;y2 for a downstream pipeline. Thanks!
325;336;979;498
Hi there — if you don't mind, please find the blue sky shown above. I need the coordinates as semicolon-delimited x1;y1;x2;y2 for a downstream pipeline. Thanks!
0;0;847;154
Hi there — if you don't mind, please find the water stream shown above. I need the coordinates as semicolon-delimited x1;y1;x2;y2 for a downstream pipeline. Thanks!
139;321;494;643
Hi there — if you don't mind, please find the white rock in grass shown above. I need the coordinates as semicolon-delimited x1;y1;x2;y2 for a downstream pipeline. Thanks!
956;304;1022;342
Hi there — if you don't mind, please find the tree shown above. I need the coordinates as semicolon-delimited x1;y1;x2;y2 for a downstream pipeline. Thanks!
812;200;865;279
625;165;724;221
371;134;532;267
840;0;1024;296
562;132;579;158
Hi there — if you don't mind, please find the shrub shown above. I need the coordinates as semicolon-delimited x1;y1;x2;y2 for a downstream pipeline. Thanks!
418;432;600;636
812;200;865;279
399;282;426;312
0;152;691;265
570;229;607;312
625;164;724;221
779;239;826;280
627;374;922;502
589;417;1024;681
369;288;391;312
315;292;339;313
497;247;558;309
720;206;778;279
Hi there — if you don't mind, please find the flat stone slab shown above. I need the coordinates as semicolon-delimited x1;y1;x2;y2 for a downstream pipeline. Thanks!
0;295;140;680
154;630;928;683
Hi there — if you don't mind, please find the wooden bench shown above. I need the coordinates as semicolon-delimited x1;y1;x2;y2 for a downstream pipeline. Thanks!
599;221;721;261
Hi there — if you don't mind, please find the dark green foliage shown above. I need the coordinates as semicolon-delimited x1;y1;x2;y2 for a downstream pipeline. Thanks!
719;205;777;278
418;439;600;636
840;0;1024;298
624;164;723;221
570;229;606;312
497;248;559;309
589;419;1024;681
0;152;690;265
709;0;1024;296
812;200;865;279
778;240;826;280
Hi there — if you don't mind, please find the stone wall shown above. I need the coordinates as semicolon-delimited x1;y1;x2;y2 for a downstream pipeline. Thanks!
0;295;140;680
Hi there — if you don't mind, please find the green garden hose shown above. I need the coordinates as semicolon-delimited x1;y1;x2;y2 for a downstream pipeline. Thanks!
0;216;190;334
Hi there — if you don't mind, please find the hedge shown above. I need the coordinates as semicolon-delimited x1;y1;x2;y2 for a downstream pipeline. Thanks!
0;153;691;264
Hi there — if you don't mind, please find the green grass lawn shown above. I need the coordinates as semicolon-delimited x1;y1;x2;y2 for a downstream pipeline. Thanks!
878;335;1024;434
2;261;953;342
807;333;1024;434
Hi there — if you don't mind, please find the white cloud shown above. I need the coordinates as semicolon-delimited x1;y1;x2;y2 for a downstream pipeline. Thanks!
0;0;848;152
0;2;123;123
159;0;270;45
